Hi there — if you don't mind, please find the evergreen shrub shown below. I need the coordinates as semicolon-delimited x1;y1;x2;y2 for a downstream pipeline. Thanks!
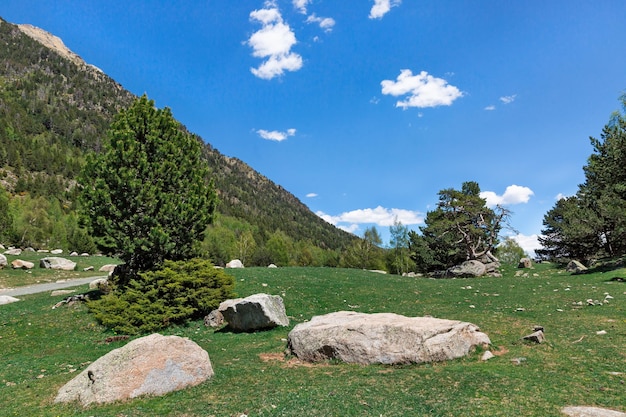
88;258;235;334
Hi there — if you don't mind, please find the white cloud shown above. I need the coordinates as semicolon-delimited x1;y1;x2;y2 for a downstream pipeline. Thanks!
480;185;534;207
248;3;303;79
306;193;318;198
316;206;424;228
484;105;496;111
292;0;310;14
257;128;296;141
369;0;402;19
306;14;336;32
500;94;517;104
555;193;569;200
507;233;542;256
381;69;463;109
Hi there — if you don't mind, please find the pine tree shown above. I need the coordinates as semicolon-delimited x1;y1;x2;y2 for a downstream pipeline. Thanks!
80;95;217;277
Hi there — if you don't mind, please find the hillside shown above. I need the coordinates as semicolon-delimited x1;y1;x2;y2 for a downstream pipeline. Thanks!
0;17;355;259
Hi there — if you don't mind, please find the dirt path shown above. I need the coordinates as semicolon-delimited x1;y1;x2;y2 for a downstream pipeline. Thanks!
0;276;107;297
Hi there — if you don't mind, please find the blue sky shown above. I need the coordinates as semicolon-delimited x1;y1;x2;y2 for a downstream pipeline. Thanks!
3;1;626;254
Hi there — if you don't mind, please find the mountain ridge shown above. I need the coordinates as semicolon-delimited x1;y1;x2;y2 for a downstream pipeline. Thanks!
0;17;356;261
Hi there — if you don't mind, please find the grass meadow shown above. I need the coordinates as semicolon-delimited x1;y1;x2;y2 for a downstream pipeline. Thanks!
0;262;624;416
0;252;120;290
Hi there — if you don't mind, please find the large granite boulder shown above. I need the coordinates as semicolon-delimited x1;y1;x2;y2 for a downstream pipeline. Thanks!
40;257;76;271
54;333;213;407
447;260;487;277
218;293;289;331
288;311;490;365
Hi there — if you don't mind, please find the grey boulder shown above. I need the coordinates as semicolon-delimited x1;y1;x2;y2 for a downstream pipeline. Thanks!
40;257;76;271
54;333;213;406
219;293;289;331
288;311;490;365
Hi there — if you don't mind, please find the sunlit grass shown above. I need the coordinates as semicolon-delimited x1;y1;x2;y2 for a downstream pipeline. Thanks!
0;252;120;289
0;263;624;416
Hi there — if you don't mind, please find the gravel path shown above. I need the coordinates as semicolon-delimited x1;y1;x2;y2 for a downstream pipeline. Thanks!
0;276;107;297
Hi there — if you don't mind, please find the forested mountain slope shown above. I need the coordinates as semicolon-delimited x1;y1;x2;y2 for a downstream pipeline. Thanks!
0;17;355;260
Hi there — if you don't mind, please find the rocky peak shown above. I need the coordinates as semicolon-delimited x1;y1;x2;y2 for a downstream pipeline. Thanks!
16;23;103;74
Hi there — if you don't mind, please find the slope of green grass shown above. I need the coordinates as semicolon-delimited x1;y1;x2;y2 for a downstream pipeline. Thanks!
0;264;624;416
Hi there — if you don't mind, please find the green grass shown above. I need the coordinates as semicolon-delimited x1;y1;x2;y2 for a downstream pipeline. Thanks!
0;263;624;416
0;252;121;289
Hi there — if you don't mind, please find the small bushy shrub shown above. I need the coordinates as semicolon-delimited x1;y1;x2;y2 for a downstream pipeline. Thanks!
88;258;235;334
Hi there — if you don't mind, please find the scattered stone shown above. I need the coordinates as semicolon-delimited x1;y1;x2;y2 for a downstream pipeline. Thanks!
98;264;118;273
37;249;49;253
89;278;110;291
533;325;545;332
69;251;79;256
561;406;626;417
518;257;532;268
0;253;7;268
54;333;213;406
567;260;588;274
52;294;90;309
11;259;34;269
80;253;90;256
51;249;63;255
4;248;21;255
481;351;495;361
83;266;94;271
287;311;490;365
596;330;607;335
24;247;35;252
40;257;76;271
268;264;278;268
523;330;545;344
0;295;20;305
368;269;387;274
219;293;288;331
203;309;224;328
510;357;527;365
225;259;244;268
51;290;75;297
516;308;526;312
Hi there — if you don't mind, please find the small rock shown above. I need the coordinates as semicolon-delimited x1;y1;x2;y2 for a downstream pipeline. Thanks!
596;330;607;335
481;351;495;361
510;357;527;365
523;330;545;344
0;295;20;305
51;290;75;297
561;406;626;417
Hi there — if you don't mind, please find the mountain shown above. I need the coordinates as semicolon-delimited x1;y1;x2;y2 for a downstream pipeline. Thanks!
0;17;355;260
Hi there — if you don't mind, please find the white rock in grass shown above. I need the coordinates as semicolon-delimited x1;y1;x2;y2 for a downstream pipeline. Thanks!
561;406;626;417
0;295;20;305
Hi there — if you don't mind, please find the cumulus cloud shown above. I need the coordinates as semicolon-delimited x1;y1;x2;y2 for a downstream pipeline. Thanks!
484;105;496;111
369;0;402;19
248;2;303;79
257;128;296;141
507;233;543;256
306;14;336;32
381;69;463;109
500;94;517;104
306;193;318;198
555;193;570;200
316;206;424;232
480;185;534;207
292;0;311;14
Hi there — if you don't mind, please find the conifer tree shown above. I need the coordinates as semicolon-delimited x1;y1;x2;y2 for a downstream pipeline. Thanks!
80;95;217;277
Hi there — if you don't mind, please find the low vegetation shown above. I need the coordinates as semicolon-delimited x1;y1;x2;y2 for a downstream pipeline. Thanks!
1;263;624;416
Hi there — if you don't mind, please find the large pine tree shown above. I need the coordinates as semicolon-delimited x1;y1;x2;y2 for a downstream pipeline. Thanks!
80;95;217;277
